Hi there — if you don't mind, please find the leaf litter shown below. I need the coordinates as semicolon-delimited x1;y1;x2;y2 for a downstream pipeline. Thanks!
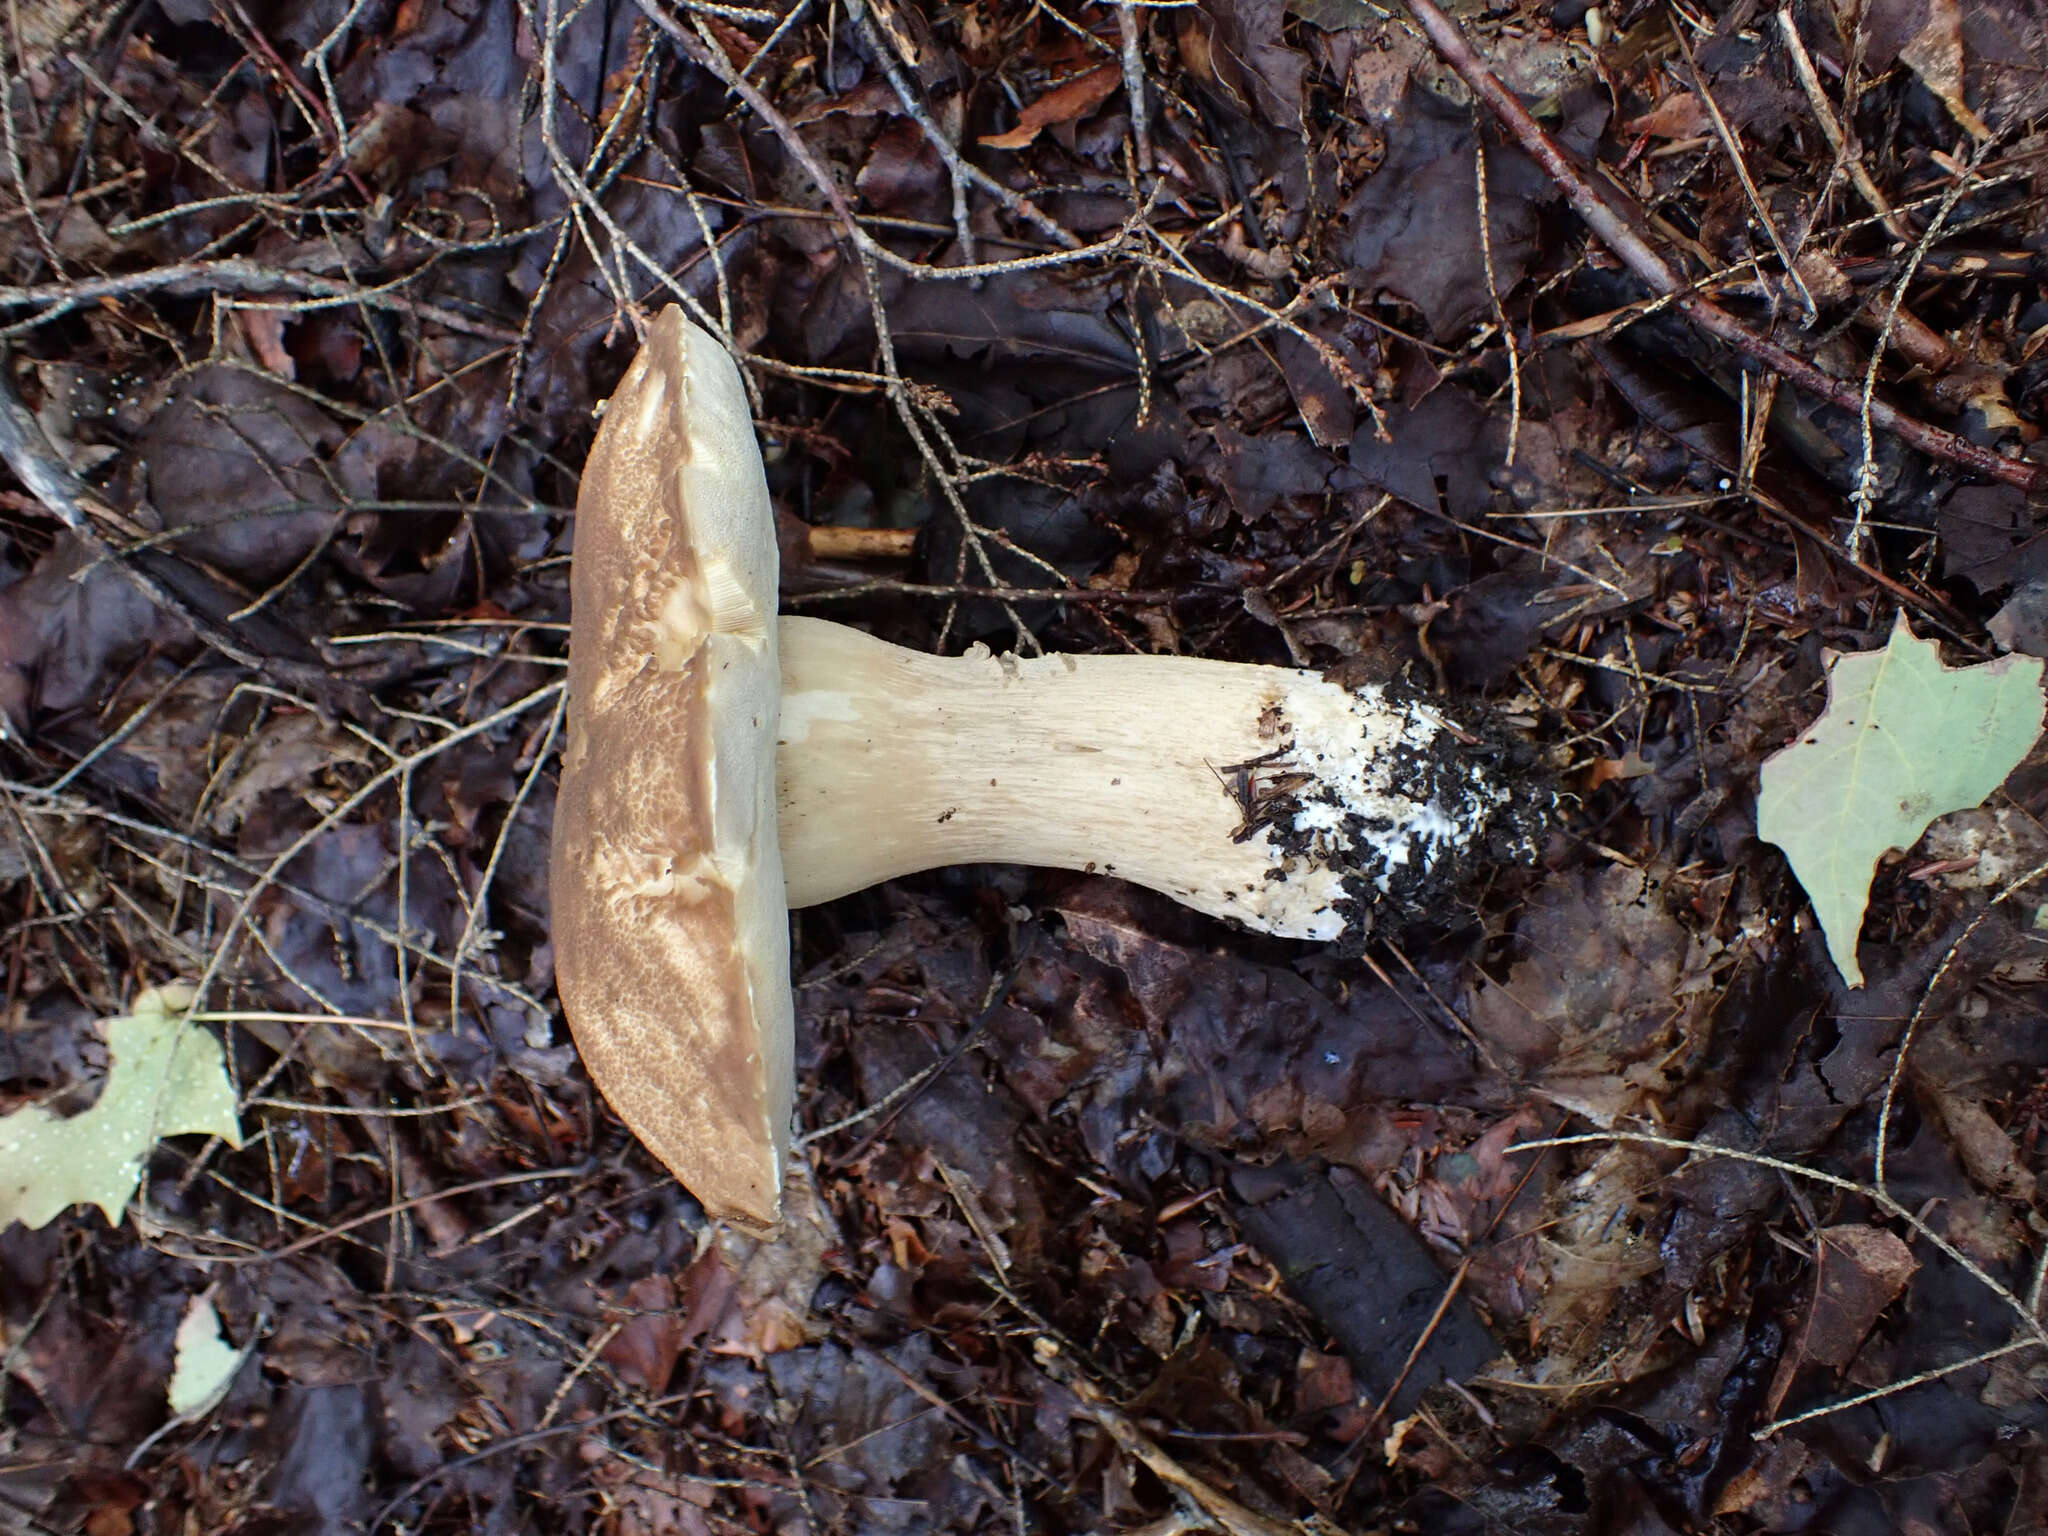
4;0;2048;1531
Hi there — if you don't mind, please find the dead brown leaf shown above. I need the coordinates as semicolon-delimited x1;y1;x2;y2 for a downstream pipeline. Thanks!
979;64;1120;150
1898;0;1993;138
1926;1089;2037;1202
1764;1224;1918;1418
1469;865;1698;1124
235;309;298;381
602;1274;684;1394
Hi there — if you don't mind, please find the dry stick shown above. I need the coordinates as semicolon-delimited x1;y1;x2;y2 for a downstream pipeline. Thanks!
2;42;63;279
367;1389;706;1534
662;9;1066;647
1115;1;1154;184
1670;8;1814;324
1514;1131;2048;1361
648;1;1104;282
738;0;813;84
1405;0;2043;496
844;0;978;262
1846;140;1989;558
509;31;663;408
0;257;522;342
1873;854;2048;1204
1773;6;1911;246
168;1161;596;1267
1473;135;1521;468
783;577;1186;605
1033;1341;1299;1536
445;688;567;1048
844;240;1045;652
800;524;920;561
833;0;1080;259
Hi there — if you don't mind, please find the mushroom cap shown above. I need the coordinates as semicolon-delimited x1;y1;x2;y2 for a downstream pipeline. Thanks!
550;309;792;1231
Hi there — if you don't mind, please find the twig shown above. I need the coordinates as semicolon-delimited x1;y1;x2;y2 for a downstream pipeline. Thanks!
739;0;813;83
367;1384;705;1532
1755;1335;2043;1439
0;363;357;706
1874;854;2048;1201
1364;1255;1478;1431
1033;1340;1299;1536
845;0;1080;256
650;2;1106;282
844;0;977;261
1473;135;1521;467
0;257;522;342
1671;7;1814;323
1404;0;2043;495
801;969;1011;1156
782;577;1185;605
170;1162;596;1266
1116;2;1154;186
1846;137;1990;557
1509;1132;2048;1367
1775;6;1910;244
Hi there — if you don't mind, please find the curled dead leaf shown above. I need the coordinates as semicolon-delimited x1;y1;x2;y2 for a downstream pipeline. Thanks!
979;64;1120;150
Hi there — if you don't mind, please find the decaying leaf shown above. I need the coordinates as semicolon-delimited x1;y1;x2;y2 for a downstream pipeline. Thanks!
1764;1225;1917;1418
978;63;1120;149
0;985;243;1229
1897;0;1992;139
1468;864;1700;1124
601;1274;685;1393
1757;616;2046;987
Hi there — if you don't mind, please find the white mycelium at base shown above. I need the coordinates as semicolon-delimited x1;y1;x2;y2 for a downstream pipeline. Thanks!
1258;674;1521;938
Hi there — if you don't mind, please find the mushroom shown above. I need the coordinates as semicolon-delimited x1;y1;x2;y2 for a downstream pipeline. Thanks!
552;309;1544;1232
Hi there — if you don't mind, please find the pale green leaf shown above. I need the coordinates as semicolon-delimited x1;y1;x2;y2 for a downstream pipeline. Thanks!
168;1287;241;1419
0;984;243;1229
1758;616;2046;987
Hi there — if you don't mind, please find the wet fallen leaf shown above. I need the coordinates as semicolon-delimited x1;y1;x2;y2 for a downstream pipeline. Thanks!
140;365;352;583
1898;0;1992;138
1756;616;2046;987
1927;1089;2036;1202
1469;864;1697;1124
602;1274;685;1393
1340;80;1591;338
208;711;374;835
1764;1225;1917;1418
0;985;242;1229
979;63;1120;150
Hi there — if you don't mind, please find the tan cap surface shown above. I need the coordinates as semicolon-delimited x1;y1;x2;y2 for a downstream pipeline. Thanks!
550;309;792;1231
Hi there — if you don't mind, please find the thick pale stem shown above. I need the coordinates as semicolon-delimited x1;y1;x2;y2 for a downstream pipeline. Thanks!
775;616;1527;940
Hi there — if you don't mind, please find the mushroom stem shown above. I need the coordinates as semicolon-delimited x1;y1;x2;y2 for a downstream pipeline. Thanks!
776;615;1533;941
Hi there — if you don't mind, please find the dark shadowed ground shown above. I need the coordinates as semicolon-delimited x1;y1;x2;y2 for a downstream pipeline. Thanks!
4;0;2048;1531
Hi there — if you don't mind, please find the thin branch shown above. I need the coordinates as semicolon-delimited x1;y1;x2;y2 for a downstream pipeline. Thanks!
0;363;359;707
1404;0;2043;495
0;257;522;342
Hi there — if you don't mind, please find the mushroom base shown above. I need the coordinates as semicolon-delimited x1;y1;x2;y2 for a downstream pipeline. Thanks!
775;616;1543;940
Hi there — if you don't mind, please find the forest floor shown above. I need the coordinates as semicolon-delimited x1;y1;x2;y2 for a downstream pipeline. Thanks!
4;0;2048;1531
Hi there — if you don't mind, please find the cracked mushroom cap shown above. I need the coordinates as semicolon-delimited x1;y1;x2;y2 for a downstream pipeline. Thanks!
550;309;792;1231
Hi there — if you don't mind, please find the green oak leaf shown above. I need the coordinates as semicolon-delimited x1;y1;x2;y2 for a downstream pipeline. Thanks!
0;985;242;1229
1758;616;2046;987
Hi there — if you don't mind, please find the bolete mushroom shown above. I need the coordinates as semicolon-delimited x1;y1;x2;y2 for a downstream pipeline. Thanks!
552;309;1544;1232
